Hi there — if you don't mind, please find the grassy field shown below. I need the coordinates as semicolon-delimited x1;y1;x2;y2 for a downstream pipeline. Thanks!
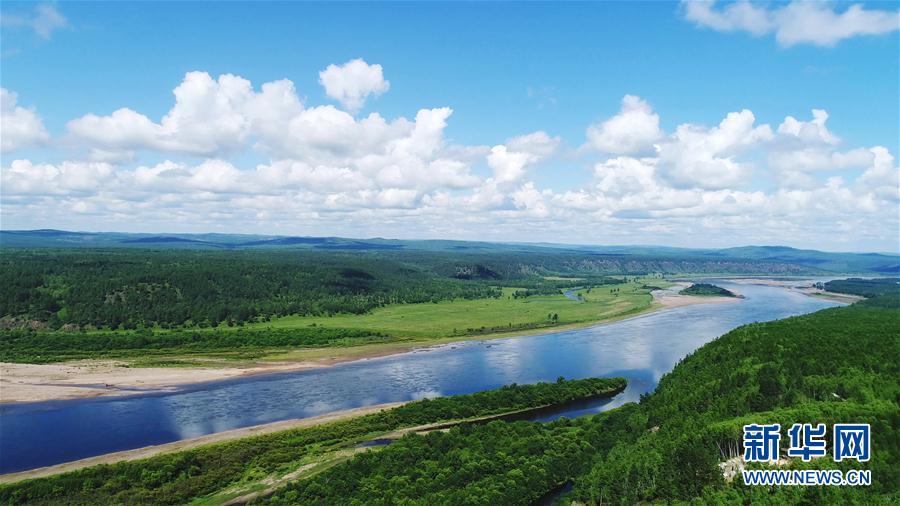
0;278;672;368
246;279;662;339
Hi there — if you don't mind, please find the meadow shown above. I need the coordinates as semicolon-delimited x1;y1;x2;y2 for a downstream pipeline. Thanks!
246;282;659;339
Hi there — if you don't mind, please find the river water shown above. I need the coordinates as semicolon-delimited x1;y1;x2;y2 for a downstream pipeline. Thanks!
0;281;838;473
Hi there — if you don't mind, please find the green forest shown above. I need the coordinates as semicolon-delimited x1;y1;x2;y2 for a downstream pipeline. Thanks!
0;250;500;330
0;246;858;332
680;283;738;297
0;250;639;331
823;277;899;301
0;326;390;364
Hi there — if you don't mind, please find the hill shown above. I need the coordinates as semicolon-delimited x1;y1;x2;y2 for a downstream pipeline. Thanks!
2;229;897;274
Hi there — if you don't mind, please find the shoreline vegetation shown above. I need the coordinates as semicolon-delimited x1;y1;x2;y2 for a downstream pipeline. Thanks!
0;280;735;404
0;377;627;502
679;282;740;298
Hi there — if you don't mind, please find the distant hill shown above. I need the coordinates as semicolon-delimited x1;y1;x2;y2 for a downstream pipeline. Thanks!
1;229;897;274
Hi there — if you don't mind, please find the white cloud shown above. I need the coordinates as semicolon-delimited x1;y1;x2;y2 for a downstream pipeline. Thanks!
777;109;839;146
318;58;390;113
1;88;50;153
506;131;561;158
1;159;112;195
593;156;658;196
586;95;662;154
67;72;275;156
1;3;68;40
63;72;478;194
488;145;533;183
683;0;772;36
656;109;773;189
488;131;560;183
683;1;900;47
856;147;900;202
769;147;874;173
3;76;897;251
774;2;900;47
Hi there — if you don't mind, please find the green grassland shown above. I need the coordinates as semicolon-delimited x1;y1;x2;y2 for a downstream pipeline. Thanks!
245;280;661;339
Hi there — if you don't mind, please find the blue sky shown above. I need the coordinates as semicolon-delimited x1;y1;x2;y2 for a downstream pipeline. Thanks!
1;1;899;251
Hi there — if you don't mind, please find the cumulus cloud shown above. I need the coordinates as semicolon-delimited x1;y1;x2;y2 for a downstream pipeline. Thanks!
777;109;839;146
1;159;112;195
586;95;662;154
683;1;900;47
318;58;390;113
488;131;560;184
3;71;897;251
1;88;50;153
67;72;291;156
856;147;900;202
656;109;773;189
63;71;478;195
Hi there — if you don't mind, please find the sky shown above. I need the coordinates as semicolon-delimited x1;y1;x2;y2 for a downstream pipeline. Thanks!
1;1;898;252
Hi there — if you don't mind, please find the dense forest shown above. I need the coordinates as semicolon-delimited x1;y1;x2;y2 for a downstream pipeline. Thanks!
0;378;625;505
680;283;738;297
0;246;845;331
0;250;504;330
0;250;641;331
0;327;390;363
823;277;899;300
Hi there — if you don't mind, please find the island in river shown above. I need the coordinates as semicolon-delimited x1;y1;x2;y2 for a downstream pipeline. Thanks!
680;282;741;297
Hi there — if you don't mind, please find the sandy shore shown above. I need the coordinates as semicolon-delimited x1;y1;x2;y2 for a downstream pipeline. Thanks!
0;359;334;404
0;401;407;484
651;282;742;308
1;289;737;405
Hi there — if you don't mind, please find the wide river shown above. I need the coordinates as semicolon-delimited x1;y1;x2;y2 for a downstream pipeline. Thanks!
0;280;839;473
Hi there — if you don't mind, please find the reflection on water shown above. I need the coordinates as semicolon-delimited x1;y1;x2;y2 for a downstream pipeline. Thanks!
0;281;838;473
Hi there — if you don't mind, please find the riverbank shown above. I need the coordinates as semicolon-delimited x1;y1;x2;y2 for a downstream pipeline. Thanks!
0;401;407;484
0;286;735;404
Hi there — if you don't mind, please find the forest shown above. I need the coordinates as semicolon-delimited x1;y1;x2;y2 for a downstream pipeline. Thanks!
0;326;390;364
823;277;899;300
680;283;738;297
0;245;853;332
0;250;637;331
0;377;626;505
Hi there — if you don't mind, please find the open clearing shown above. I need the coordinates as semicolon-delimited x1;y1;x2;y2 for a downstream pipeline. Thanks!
246;281;659;339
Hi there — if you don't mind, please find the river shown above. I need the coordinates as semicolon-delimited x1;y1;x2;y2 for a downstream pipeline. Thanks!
0;280;839;473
